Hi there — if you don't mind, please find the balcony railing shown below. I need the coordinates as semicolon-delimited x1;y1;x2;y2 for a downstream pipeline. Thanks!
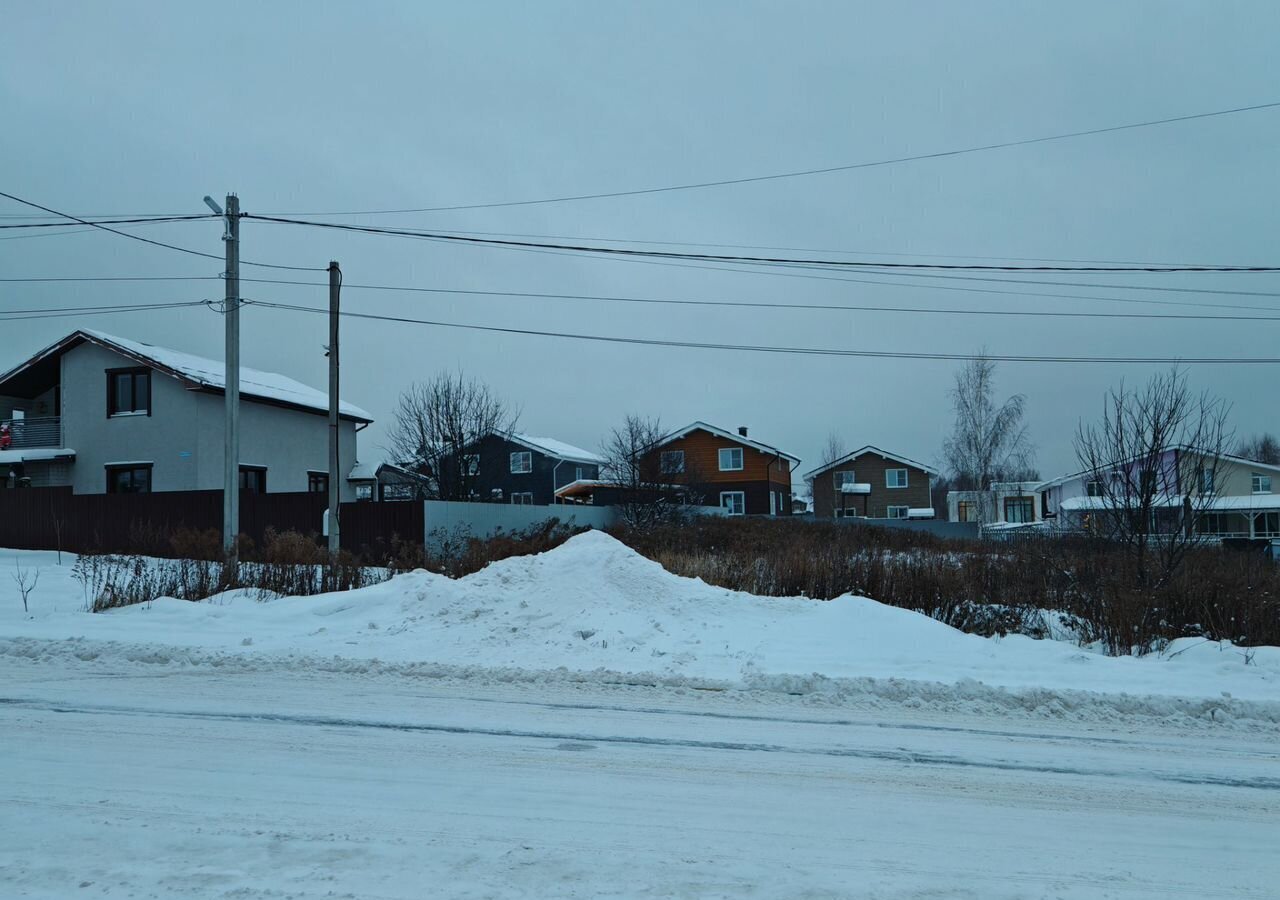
1;416;62;449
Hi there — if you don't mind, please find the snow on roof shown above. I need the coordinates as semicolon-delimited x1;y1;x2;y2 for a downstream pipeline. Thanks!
509;433;604;465
1061;494;1280;513
79;330;373;422
1036;448;1280;491
0;448;75;465
661;421;801;466
804;445;939;480
347;461;376;481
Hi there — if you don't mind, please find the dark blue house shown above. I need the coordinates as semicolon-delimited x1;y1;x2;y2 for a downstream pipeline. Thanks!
462;432;604;505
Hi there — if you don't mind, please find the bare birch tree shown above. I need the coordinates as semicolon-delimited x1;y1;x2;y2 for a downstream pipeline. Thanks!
942;353;1035;492
1073;368;1232;588
820;431;847;468
384;372;518;501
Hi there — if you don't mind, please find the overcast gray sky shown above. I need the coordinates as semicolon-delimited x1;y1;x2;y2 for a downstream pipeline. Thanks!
3;1;1278;480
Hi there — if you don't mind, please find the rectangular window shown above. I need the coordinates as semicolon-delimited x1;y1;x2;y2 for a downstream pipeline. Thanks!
381;483;414;501
886;468;909;488
660;450;685;474
834;508;859;519
308;471;329;493
355;484;373;502
106;464;151;494
720;491;745;516
1004;496;1035;523
1198;467;1215;495
238;466;267;494
835;470;856;488
886;505;909;519
957;500;976;522
510;451;532;474
1258;512;1280;537
510;492;533;505
1252;473;1273;494
1139;468;1157;494
1086;480;1104;497
463;454;480;476
718;447;744;471
575;466;584;482
107;368;151;416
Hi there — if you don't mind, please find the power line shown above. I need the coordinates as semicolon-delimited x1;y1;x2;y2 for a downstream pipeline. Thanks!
243;215;1280;272
0;215;215;230
245;299;1280;365
0;275;219;283
0;191;324;272
245;218;1242;269
242;100;1280;215
0;300;211;322
238;277;1280;320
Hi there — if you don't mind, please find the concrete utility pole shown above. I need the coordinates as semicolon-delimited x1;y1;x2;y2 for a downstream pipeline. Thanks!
222;194;241;563
327;260;341;559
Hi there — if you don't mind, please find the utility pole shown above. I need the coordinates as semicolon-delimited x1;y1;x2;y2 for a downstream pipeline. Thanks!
222;194;241;564
327;260;341;560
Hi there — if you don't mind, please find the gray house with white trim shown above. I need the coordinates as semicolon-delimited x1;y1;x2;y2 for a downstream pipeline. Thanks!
0;329;374;500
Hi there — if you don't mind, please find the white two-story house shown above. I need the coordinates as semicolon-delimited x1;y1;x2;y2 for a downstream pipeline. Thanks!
0;329;374;500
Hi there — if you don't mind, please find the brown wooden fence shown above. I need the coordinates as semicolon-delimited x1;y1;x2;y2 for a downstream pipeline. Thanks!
0;487;423;558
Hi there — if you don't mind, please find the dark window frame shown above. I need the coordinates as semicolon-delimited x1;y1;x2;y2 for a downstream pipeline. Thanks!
239;466;267;494
1004;495;1035;523
106;367;152;417
105;463;153;494
307;471;330;493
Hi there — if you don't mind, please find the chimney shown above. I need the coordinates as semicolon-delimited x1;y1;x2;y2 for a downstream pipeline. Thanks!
738;425;749;437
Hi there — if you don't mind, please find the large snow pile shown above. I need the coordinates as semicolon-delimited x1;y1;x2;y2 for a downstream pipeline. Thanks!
2;532;1277;708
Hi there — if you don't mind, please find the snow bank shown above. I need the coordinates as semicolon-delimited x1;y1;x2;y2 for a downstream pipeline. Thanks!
1;533;1277;714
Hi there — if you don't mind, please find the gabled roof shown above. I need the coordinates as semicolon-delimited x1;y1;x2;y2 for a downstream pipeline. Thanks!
803;445;938;480
507;433;604;465
659;421;801;466
0;329;372;423
1035;446;1280;491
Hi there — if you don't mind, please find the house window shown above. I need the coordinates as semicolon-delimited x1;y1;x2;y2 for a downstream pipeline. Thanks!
660;450;685;474
957;500;977;522
1139;468;1157;494
887;505;909;519
886;468;909;488
835;471;856;488
1197;512;1229;536
381;483;414;501
1258;512;1280;537
510;492;533;505
355;484;373;502
720;491;745;516
106;464;151;494
107;368;151;416
1086;480;1104;497
718;447;743;472
1252;473;1272;494
834;508;858;519
1198;467;1215;495
308;471;329;493
575;466;584;482
1004;496;1035;523
463;454;480;476
238;466;267;494
510;451;532;474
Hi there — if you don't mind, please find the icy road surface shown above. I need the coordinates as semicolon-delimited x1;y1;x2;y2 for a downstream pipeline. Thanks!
2;659;1276;899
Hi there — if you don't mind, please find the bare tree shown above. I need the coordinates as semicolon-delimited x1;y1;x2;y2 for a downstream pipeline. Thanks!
942;353;1035;492
1235;433;1280;465
12;561;38;614
819;431;847;468
1073;368;1232;589
599;416;689;529
384;372;518;501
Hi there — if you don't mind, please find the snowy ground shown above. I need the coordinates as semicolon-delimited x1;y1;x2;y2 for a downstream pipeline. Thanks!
2;533;1278;897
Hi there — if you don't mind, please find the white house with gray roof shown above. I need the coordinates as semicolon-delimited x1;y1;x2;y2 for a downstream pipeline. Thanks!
0;329;374;500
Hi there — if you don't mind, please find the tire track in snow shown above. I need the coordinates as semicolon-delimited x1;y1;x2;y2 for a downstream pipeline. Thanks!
7;696;1278;792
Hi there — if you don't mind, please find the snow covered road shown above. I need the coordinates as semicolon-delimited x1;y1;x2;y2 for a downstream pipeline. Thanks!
3;659;1277;899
